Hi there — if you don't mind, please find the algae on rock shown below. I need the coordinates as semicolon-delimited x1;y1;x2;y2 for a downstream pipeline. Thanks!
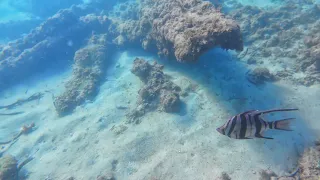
54;41;108;116
127;58;182;123
0;155;18;180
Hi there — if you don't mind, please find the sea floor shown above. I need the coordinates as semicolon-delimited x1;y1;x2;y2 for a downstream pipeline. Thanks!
0;48;319;180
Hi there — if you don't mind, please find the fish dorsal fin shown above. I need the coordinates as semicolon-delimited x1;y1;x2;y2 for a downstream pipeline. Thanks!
241;110;258;115
257;108;299;116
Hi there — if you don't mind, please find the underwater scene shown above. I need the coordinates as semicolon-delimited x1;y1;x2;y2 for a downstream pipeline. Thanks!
1;0;320;179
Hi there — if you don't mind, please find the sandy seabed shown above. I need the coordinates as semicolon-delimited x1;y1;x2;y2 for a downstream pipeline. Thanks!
0;48;319;180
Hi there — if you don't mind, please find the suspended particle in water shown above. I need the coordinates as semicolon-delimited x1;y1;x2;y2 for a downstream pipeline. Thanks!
67;40;73;47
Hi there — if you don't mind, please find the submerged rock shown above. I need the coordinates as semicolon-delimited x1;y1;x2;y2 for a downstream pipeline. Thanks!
259;170;277;180
0;155;18;180
110;0;243;62
0;4;111;92
298;140;320;179
246;67;276;85
230;3;320;86
218;172;232;180
54;37;109;116
127;58;181;123
0;0;243;92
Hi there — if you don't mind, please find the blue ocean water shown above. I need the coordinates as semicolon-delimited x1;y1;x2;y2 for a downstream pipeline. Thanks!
0;0;320;180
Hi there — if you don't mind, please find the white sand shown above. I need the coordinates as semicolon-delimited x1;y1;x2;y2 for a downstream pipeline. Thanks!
0;49;319;180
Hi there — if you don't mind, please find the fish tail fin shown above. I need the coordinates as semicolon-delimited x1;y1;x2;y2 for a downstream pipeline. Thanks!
273;118;295;131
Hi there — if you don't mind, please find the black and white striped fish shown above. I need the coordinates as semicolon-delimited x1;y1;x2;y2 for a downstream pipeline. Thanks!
216;108;298;139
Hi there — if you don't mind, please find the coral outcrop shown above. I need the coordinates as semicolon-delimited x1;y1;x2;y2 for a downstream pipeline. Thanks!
0;155;18;180
0;0;243;93
127;58;181;123
111;0;243;62
0;5;111;91
229;3;320;86
258;139;320;180
298;140;320;179
0;155;33;180
53;37;108;116
246;67;276;85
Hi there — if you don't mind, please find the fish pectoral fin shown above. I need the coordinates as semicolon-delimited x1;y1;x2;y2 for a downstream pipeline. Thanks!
255;134;274;140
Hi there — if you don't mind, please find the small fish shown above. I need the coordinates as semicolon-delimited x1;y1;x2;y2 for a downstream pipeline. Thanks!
216;108;298;140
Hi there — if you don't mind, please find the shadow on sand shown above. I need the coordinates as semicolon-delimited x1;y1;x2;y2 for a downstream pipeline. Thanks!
125;47;317;173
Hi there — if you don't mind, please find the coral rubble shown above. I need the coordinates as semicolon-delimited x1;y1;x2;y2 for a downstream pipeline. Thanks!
111;0;243;62
127;58;181;123
54;38;108;116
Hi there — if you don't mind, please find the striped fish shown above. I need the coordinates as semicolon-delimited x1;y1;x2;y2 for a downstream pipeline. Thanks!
216;108;298;139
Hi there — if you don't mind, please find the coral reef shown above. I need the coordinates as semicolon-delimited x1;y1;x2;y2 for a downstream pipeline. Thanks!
0;155;33;180
229;3;320;86
53;37;109;116
0;4;111;91
259;170;277;180
111;0;243;62
246;67;276;85
0;0;243;91
127;58;181;123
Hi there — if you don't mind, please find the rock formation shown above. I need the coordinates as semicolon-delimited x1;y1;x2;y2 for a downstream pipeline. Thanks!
229;3;320;86
127;58;182;123
53;35;109;116
111;0;243;62
0;155;18;180
0;5;111;91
